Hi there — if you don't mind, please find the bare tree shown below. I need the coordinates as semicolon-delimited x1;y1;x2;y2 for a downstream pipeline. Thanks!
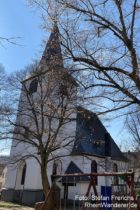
0;36;21;47
126;109;140;151
29;0;140;116
0;65;9;142
0;65;6;88
3;62;77;209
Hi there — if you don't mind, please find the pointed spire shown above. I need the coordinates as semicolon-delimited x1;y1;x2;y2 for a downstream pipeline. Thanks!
40;23;63;68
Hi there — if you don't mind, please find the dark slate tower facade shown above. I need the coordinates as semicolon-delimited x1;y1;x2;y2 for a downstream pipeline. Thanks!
40;23;63;68
38;23;78;88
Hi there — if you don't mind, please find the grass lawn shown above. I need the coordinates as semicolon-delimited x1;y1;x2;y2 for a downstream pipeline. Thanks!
0;202;33;209
0;201;21;208
0;202;21;208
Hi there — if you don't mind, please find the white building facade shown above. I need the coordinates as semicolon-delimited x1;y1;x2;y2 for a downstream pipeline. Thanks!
2;24;128;205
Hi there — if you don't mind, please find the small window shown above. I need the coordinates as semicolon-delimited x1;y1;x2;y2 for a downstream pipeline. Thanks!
91;160;98;185
29;78;38;94
21;164;27;185
59;84;69;97
113;163;118;185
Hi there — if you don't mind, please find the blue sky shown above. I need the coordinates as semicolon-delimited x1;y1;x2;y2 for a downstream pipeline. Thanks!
0;0;46;155
0;0;131;155
0;0;46;73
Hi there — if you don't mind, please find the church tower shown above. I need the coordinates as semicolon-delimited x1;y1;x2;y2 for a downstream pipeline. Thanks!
2;23;77;205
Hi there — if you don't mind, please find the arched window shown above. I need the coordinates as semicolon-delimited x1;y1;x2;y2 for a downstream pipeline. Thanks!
24;127;29;139
91;160;98;185
113;163;118;185
52;160;62;176
29;78;38;94
52;162;58;175
21;164;26;185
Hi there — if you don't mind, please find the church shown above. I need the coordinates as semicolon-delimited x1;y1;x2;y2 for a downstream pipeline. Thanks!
2;24;128;206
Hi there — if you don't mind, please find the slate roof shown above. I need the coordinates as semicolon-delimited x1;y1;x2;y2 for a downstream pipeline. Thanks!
40;23;63;68
72;107;127;162
40;23;78;86
22;23;78;86
62;161;89;183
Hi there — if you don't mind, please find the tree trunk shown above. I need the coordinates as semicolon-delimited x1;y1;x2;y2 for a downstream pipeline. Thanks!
41;166;55;210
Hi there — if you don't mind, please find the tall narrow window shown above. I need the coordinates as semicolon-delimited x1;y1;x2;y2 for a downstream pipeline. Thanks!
113;163;118;185
21;164;26;185
29;78;38;94
24;127;29;139
91;160;98;185
52;162;58;175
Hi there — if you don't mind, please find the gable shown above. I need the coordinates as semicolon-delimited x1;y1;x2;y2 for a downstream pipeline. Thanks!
62;161;89;183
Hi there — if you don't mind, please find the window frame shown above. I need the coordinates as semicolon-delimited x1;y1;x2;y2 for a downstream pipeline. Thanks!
29;78;38;94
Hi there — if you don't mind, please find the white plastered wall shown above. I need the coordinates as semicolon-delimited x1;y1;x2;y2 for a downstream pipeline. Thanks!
55;155;128;199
